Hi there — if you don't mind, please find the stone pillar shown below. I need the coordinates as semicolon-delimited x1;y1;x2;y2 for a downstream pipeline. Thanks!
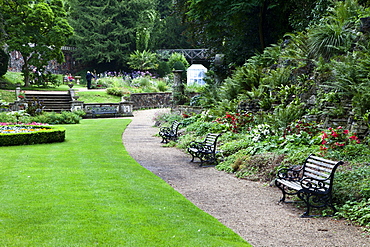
70;101;84;111
68;88;75;99
172;70;185;105
119;101;134;116
74;76;81;85
15;83;21;100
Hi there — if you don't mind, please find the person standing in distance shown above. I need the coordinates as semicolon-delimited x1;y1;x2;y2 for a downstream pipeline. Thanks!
86;71;95;89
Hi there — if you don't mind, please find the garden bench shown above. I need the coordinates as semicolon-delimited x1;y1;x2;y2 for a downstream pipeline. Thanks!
187;133;222;166
159;120;182;143
275;154;343;217
91;106;118;118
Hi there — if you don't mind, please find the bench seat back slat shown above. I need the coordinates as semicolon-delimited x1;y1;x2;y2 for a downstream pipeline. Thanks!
301;154;343;188
304;167;331;180
308;155;338;165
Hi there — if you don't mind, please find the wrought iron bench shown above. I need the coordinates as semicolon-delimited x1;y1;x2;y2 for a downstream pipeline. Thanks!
187;133;222;166
91;106;118;118
275;154;343;217
159;121;182;143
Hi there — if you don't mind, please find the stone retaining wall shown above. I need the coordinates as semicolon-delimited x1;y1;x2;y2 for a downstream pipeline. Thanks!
130;92;172;110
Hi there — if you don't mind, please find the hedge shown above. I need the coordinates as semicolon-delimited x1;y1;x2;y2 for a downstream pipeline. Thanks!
0;125;66;146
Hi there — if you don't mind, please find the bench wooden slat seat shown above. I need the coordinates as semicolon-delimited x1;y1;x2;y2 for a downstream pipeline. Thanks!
91;106;118;118
159;121;182;143
187;133;221;166
275;154;343;217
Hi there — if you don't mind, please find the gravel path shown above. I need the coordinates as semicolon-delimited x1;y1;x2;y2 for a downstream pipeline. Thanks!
122;109;369;247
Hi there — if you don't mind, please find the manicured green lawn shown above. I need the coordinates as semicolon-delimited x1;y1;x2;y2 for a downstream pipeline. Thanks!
0;119;249;246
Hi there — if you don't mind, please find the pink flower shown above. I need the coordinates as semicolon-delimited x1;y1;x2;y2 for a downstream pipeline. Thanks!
343;129;349;134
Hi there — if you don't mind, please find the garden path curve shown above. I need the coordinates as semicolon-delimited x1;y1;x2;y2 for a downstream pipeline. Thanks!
122;109;369;247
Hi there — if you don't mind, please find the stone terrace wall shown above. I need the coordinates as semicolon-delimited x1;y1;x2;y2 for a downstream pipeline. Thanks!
130;92;172;110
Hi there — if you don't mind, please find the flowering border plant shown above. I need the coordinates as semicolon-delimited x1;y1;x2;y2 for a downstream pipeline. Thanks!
320;126;360;151
214;112;254;133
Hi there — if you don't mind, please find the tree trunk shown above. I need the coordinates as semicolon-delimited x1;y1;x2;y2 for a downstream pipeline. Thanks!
258;4;266;50
21;53;30;87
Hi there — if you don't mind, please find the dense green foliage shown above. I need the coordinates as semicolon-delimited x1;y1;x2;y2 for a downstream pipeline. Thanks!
0;110;84;124
0;0;73;86
0;125;65;146
176;0;333;66
66;0;191;70
152;1;370;229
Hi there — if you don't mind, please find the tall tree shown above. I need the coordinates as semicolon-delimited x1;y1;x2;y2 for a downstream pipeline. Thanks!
67;0;159;70
0;0;73;86
66;0;192;70
176;0;332;66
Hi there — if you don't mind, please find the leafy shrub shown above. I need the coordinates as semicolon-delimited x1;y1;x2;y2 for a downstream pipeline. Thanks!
156;61;171;78
0;111;83;125
152;111;183;127
26;97;44;116
106;87;130;97
0;111;31;123
32;111;82;124
218;137;254;157
127;50;159;71
167;53;189;71
185;121;226;136
217;152;285;181
334;165;370;204
156;80;168;92
336;199;370;231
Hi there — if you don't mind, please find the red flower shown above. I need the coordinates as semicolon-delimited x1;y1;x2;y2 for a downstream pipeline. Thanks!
343;129;349;134
321;132;328;139
331;131;339;137
334;142;345;147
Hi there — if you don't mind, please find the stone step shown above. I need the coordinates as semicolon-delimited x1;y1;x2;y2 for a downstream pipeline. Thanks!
24;91;72;113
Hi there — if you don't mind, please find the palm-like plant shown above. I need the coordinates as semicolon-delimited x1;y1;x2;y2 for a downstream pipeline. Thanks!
307;0;362;60
127;50;159;71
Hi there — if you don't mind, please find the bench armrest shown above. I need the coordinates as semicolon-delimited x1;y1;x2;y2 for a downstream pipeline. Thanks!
188;141;205;150
276;165;302;181
300;177;330;193
159;126;171;133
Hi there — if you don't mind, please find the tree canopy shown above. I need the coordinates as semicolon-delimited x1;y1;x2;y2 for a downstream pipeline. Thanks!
66;0;191;70
175;0;333;66
0;0;73;86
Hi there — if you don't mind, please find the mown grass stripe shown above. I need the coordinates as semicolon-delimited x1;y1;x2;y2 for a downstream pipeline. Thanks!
0;118;249;246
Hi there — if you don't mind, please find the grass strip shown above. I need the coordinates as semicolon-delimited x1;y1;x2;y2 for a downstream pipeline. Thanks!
0;118;249;246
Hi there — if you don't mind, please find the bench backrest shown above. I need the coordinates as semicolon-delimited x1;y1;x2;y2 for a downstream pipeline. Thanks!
203;133;221;151
171;121;182;134
302;154;343;191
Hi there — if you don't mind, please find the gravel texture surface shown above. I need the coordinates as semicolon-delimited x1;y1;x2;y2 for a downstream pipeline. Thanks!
122;109;369;247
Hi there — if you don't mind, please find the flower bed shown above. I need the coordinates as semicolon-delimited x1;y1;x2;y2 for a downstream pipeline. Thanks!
0;124;66;146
